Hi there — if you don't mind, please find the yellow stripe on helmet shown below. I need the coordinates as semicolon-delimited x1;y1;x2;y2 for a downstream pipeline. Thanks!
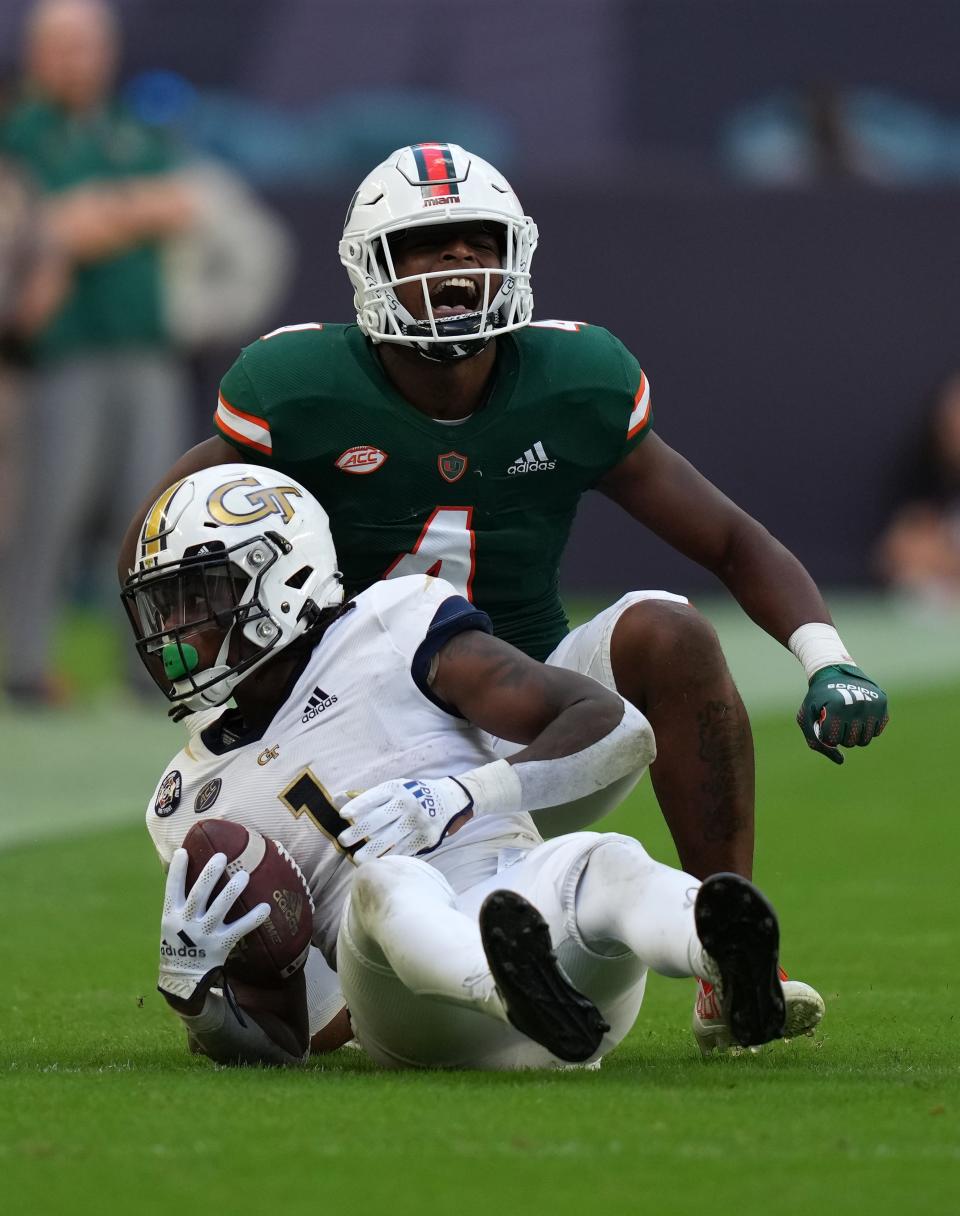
140;477;188;569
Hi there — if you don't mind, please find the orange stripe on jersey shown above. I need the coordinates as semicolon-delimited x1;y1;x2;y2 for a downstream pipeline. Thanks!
215;392;273;455
217;392;269;430
627;371;651;439
217;413;273;455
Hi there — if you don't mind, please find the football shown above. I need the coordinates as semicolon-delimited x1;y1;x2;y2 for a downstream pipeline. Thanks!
181;818;314;987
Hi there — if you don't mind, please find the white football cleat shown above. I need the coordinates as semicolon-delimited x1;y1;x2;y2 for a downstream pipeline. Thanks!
692;967;825;1057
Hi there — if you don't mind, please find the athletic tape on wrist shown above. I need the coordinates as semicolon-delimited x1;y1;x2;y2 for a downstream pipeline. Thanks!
455;758;523;817
457;700;655;818
787;622;855;681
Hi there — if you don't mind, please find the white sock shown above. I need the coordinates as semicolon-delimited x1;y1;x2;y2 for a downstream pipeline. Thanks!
574;839;709;978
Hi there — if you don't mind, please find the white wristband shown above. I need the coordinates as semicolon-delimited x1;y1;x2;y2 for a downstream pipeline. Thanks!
455;758;523;817
787;623;855;681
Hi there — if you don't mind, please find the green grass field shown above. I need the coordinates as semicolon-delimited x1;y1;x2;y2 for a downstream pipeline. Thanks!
2;603;958;1215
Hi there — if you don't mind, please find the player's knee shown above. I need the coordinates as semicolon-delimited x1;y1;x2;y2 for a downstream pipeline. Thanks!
612;599;725;695
351;858;407;922
617;598;720;657
586;835;656;882
351;856;450;925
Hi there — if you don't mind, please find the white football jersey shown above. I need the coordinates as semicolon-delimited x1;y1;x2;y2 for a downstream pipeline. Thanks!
146;575;542;963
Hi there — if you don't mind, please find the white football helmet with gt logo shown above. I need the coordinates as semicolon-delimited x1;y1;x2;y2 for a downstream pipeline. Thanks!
123;464;344;711
339;142;538;362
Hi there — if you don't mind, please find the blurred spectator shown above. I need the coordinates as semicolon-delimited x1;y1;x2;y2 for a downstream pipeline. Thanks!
876;374;960;605
0;157;69;554
0;0;195;706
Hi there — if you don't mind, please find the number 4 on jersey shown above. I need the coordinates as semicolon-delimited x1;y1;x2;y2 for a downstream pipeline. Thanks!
384;506;476;600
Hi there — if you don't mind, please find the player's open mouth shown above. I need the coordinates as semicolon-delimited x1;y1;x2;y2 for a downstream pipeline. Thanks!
429;276;481;316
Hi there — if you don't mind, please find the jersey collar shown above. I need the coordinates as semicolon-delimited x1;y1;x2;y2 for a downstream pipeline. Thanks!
345;325;520;439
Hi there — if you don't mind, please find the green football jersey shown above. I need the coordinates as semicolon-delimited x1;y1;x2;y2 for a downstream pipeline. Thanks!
215;320;652;660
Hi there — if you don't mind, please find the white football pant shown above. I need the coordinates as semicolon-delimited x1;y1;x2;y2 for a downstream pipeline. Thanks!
336;831;707;1070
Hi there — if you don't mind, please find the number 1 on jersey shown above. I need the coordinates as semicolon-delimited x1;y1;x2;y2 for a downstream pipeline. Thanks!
384;506;476;600
280;768;360;859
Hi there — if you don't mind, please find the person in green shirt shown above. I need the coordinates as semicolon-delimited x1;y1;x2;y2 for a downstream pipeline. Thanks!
121;142;889;1054
2;0;194;704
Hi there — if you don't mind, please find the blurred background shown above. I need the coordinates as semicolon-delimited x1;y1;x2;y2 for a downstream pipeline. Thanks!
0;0;958;715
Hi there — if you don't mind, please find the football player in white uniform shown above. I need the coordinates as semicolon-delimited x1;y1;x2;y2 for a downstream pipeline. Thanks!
127;464;787;1068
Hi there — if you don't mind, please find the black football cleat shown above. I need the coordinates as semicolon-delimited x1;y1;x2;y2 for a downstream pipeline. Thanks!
479;889;609;1063
694;873;786;1049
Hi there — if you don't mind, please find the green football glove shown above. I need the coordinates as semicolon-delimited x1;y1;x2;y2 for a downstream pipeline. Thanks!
797;663;889;765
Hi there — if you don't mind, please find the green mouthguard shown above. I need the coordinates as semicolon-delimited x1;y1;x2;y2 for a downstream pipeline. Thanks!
162;642;200;681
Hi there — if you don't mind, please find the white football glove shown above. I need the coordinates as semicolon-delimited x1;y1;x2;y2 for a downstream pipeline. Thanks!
337;777;474;863
158;848;271;1002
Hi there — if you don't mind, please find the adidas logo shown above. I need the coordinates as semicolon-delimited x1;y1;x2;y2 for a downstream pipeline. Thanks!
160;936;206;960
826;682;880;706
301;685;337;723
273;887;304;935
508;441;556;475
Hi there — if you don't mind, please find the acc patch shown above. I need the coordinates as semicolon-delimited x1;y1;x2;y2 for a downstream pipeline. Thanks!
194;778;222;814
438;451;468;483
335;445;388;475
154;771;182;817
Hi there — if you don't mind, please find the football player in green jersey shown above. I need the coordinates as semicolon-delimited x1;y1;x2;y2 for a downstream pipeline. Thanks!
119;142;888;1054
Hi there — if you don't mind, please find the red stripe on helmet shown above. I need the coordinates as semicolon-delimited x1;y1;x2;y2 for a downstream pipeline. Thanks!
413;142;458;198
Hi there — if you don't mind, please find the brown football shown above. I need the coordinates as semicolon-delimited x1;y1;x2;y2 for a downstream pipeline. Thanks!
181;818;314;987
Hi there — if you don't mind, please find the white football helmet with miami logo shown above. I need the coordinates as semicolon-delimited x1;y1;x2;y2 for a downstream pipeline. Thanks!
122;464;344;711
339;142;538;362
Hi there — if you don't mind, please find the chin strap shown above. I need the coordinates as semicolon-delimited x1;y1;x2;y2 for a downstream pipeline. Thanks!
399;306;502;363
415;336;492;364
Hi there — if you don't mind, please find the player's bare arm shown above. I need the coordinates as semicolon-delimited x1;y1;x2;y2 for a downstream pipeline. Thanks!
599;434;888;761
599;433;833;643
431;626;625;755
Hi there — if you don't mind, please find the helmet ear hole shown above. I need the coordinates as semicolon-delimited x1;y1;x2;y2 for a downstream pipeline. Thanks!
284;565;313;590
